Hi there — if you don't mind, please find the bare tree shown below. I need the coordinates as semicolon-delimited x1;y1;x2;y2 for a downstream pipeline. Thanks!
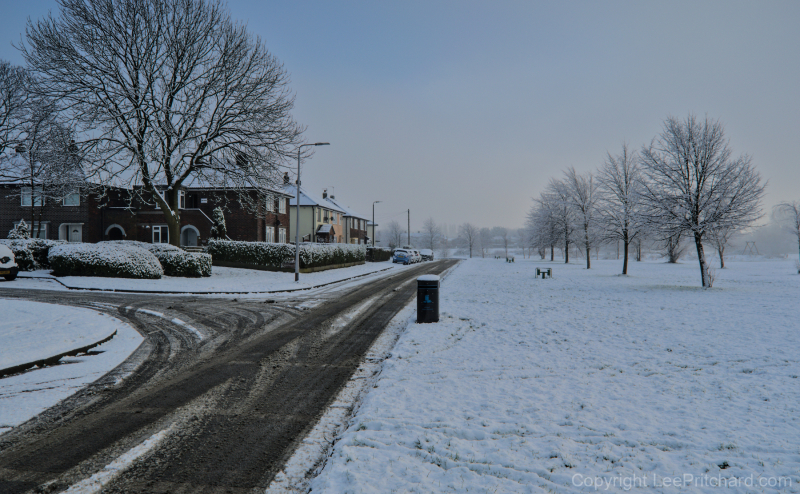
597;143;643;274
422;217;442;252
528;193;560;261
497;227;510;258
710;225;737;268
458;222;478;258
387;220;405;249
479;227;491;258
774;201;800;265
562;167;600;269
1;98;84;238
0;61;31;156
23;0;304;246
663;232;686;263
639;115;765;287
542;179;576;263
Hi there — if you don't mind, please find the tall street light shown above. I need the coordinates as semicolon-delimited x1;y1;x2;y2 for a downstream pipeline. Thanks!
295;142;330;282
372;200;381;246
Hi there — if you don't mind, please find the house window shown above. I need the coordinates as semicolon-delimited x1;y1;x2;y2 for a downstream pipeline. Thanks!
278;198;286;214
179;190;186;209
21;188;44;207
62;191;80;206
266;197;274;213
152;225;169;243
266;225;275;242
279;227;287;243
317;208;321;222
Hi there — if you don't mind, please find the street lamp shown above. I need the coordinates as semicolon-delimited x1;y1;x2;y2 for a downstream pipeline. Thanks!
372;200;381;246
295;142;330;282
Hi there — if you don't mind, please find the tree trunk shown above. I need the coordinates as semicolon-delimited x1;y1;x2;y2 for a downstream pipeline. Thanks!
564;240;569;263
586;245;591;269
694;233;711;287
719;245;725;269
622;235;629;275
550;244;554;261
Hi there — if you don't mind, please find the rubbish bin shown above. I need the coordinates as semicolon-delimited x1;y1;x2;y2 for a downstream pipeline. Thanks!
417;275;440;323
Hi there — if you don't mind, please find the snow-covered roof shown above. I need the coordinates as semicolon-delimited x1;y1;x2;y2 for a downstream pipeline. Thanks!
323;196;369;220
317;224;335;235
283;184;346;213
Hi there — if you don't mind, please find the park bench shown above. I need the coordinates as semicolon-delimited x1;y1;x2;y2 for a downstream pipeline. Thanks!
536;267;552;279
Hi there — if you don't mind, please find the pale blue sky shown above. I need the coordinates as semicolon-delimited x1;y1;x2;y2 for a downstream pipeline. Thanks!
2;1;798;232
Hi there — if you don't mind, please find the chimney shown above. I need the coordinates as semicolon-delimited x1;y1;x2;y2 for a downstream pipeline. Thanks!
283;172;290;185
330;194;335;200
322;189;327;199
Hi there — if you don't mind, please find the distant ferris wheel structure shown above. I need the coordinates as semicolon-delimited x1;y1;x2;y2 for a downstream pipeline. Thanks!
742;241;760;255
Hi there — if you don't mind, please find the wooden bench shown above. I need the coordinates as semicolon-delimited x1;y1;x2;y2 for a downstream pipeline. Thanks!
536;267;551;279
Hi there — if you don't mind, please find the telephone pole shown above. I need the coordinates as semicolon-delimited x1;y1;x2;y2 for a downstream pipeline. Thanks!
407;209;410;246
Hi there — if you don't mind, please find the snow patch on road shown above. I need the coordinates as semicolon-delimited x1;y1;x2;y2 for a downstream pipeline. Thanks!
62;424;175;494
127;307;204;340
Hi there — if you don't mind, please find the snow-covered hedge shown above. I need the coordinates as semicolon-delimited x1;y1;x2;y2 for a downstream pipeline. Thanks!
0;238;66;271
206;240;366;270
101;241;211;277
49;243;163;279
366;247;392;262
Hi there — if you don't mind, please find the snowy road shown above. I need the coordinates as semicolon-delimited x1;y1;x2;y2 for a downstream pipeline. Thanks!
0;259;457;494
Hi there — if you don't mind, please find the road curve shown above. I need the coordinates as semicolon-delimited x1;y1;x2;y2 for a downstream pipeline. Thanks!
0;260;457;494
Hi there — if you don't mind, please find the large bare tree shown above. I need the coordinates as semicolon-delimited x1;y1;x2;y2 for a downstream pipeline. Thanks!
639;115;765;287
0;61;31;156
1;97;84;238
22;0;304;246
458;222;478;258
597;143;642;274
562;167;599;269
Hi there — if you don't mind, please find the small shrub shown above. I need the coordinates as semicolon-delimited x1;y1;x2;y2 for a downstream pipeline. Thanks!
49;243;163;279
7;220;30;239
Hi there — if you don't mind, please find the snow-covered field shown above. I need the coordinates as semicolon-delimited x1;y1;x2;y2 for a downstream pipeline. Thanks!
0;300;142;433
7;261;397;294
311;258;800;493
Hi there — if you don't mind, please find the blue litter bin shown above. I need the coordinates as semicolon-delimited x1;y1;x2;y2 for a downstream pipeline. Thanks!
417;275;440;323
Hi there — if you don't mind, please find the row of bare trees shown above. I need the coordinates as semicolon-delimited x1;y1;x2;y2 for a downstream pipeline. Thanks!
526;115;766;287
1;0;304;246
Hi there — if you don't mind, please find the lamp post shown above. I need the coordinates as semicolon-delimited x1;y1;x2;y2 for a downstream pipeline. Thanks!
295;142;330;282
372;200;381;246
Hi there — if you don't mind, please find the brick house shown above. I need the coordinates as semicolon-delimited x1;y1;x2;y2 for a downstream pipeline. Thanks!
1;183;292;246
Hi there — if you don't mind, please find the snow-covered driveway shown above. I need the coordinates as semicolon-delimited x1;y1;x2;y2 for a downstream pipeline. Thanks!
312;258;800;493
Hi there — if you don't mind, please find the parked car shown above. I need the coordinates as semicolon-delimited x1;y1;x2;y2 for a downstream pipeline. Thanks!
412;250;422;263
393;248;412;265
0;244;19;281
419;249;434;261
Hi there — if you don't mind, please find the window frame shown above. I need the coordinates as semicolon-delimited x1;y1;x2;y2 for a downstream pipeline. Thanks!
62;191;80;207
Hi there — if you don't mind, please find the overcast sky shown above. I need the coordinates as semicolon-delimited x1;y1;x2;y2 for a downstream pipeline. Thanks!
2;1;798;233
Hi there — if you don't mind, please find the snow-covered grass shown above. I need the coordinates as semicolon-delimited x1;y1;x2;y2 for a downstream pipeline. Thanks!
0;300;142;433
9;261;399;294
311;258;800;493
